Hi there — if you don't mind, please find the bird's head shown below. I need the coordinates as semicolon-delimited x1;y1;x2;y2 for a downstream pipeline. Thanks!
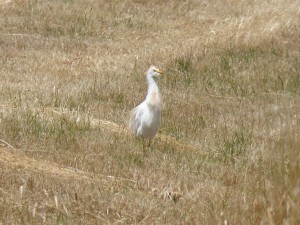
147;65;164;79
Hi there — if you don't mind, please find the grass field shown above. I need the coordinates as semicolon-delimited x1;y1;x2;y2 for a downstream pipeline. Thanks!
0;0;299;224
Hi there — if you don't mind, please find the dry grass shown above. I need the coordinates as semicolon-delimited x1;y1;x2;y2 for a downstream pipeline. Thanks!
0;0;299;224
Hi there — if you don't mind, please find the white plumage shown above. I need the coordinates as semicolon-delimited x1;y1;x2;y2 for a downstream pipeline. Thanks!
128;65;164;146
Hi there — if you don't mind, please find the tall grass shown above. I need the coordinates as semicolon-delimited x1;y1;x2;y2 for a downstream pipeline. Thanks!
0;0;299;224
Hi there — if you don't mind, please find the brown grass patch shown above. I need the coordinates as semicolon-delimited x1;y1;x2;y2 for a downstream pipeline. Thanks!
0;0;299;224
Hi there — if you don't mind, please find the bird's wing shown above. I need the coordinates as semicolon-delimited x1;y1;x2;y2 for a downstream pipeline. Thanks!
128;104;144;135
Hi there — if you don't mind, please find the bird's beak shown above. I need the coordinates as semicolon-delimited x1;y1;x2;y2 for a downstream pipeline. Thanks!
154;68;164;75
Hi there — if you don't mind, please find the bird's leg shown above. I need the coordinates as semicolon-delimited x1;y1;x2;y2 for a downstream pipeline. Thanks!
141;137;146;154
148;139;151;147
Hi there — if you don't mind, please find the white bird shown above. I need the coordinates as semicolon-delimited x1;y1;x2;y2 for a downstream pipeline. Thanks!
128;65;164;147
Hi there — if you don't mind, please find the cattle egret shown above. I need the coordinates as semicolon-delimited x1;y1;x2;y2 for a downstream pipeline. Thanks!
128;65;164;148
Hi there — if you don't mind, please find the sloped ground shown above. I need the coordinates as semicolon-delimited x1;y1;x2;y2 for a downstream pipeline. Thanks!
0;0;299;224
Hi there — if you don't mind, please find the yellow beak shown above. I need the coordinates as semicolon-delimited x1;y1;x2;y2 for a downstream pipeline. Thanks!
154;68;164;74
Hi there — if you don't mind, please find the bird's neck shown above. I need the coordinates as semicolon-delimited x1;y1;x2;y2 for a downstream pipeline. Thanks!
145;76;161;107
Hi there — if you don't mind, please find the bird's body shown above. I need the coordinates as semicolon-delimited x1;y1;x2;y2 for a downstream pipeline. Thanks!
128;66;164;146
